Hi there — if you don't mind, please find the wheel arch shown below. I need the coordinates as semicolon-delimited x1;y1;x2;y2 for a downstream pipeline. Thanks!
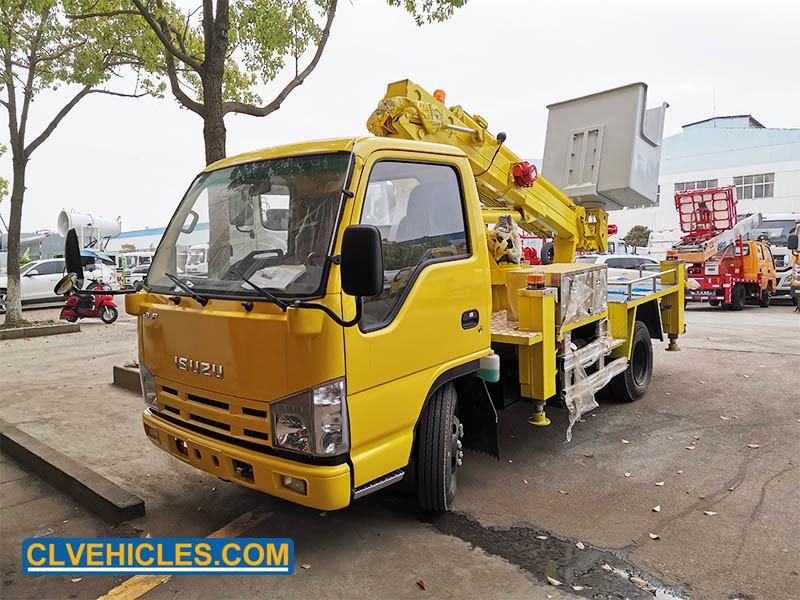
410;360;500;463
636;299;664;342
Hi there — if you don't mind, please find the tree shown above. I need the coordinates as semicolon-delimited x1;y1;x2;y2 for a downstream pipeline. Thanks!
624;225;651;248
120;242;137;252
1;0;160;327
87;0;467;165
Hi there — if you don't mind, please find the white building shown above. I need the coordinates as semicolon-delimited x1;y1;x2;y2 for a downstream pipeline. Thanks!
610;115;800;236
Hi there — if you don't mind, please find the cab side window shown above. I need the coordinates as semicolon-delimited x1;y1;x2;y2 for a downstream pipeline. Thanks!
360;161;469;330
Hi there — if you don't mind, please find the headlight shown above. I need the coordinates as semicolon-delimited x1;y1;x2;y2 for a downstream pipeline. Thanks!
271;378;349;457
139;360;158;409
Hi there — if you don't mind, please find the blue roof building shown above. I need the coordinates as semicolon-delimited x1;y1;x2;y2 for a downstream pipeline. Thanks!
609;115;800;235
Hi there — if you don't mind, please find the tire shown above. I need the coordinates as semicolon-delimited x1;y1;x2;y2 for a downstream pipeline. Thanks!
540;242;554;265
416;383;461;512
724;284;746;311
100;306;118;324
607;321;652;402
709;299;720;307
759;288;772;308
61;310;78;323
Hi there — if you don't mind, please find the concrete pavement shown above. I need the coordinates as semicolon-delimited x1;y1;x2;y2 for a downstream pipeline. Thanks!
1;302;797;599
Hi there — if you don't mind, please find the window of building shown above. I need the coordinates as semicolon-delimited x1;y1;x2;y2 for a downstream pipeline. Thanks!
674;179;718;193
359;161;469;329
733;173;774;200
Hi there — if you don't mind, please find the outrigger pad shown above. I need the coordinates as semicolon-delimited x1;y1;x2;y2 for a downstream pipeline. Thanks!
455;376;500;460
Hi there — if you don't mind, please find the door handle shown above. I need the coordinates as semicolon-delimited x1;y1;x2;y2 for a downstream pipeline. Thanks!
461;309;479;330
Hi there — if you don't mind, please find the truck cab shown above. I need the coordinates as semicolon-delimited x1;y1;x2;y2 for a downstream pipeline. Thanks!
750;214;800;301
127;138;492;511
788;226;800;305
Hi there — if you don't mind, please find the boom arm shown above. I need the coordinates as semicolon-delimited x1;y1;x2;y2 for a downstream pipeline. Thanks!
366;80;607;262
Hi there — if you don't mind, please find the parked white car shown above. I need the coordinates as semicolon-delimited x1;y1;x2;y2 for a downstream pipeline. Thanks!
0;258;67;312
0;252;119;312
575;253;660;270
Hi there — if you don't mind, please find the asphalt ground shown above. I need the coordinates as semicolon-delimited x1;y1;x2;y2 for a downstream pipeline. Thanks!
1;299;797;600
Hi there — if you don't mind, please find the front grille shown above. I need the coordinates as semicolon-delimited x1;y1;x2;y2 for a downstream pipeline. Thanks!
156;382;270;445
190;413;231;431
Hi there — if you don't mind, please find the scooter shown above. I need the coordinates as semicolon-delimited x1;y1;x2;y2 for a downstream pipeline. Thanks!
59;279;118;324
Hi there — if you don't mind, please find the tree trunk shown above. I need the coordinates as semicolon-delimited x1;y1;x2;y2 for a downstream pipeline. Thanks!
3;156;27;328
202;70;230;276
202;79;226;165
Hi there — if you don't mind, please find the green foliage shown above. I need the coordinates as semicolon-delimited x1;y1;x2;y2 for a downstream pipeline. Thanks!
110;0;468;139
624;225;651;248
0;0;163;104
386;0;468;25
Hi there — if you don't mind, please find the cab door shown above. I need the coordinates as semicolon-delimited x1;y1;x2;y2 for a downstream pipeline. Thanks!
760;243;776;288
342;152;491;486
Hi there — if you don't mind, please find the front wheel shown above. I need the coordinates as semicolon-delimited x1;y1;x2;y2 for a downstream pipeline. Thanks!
416;383;461;512
61;310;78;323
709;299;720;307
606;321;652;402
100;306;118;324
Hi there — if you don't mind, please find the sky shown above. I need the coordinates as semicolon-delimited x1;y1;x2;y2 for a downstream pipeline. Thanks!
2;0;799;232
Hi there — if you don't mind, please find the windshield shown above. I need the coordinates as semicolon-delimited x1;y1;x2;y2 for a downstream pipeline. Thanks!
149;153;350;299
751;220;797;246
574;256;598;264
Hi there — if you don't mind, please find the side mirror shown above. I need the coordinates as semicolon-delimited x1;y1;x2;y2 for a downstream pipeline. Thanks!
54;273;78;295
340;225;383;297
25;269;38;277
229;198;254;228
788;234;799;251
64;229;84;281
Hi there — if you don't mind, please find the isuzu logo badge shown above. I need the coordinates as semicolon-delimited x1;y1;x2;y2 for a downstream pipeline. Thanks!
174;356;224;379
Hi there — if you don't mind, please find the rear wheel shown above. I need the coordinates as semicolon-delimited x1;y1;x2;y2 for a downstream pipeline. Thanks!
724;284;746;311
607;321;652;402
416;383;461;512
62;311;78;323
759;288;772;307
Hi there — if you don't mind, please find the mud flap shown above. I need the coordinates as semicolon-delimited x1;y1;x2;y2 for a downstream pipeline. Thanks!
454;376;500;460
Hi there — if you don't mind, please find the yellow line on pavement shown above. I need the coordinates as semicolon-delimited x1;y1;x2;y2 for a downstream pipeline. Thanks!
97;510;274;600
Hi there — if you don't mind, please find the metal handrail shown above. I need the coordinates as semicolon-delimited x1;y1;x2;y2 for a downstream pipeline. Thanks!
607;268;678;301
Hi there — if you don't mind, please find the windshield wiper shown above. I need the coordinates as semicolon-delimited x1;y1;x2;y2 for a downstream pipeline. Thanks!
164;272;209;306
231;271;288;312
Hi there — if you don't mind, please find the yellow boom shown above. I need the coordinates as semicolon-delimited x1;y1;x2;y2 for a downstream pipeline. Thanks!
366;80;608;263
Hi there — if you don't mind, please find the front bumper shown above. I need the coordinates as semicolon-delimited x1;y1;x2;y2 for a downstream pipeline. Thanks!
143;409;352;510
775;272;793;296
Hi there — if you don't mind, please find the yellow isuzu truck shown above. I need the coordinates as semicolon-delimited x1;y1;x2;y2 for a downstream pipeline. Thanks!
63;81;685;512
